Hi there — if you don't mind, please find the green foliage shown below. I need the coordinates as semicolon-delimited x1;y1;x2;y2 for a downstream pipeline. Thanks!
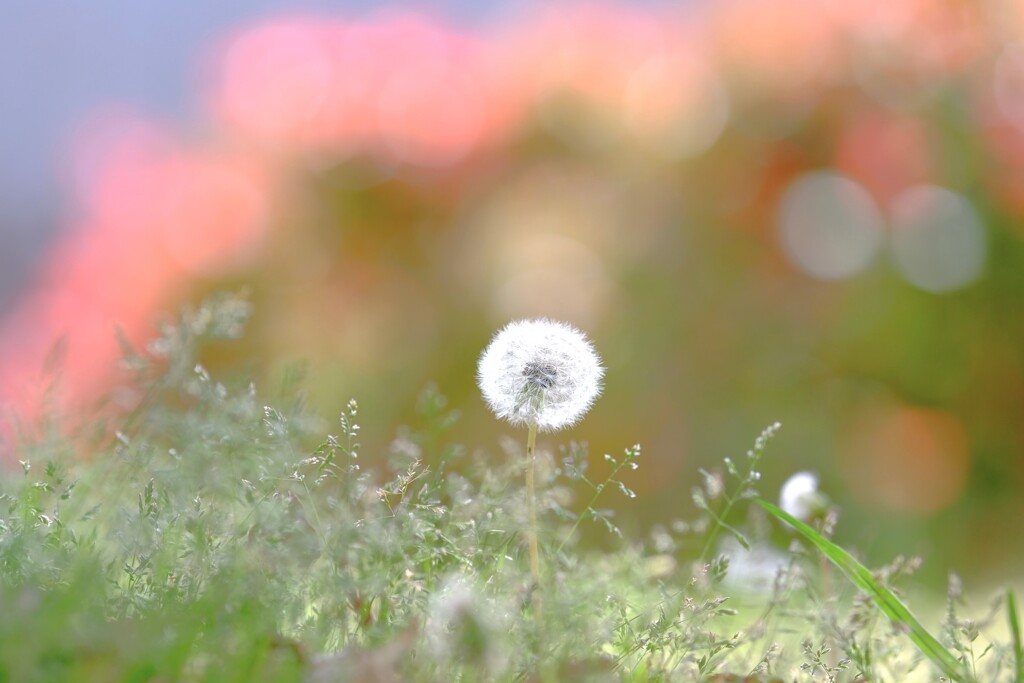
758;499;975;682
1;294;1020;682
695;422;781;559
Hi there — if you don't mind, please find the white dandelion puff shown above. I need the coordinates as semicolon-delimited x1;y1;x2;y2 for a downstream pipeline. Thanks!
779;471;827;522
477;318;603;609
477;318;604;432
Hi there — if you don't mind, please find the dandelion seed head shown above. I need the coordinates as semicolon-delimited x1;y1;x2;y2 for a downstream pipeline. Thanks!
477;318;603;432
522;359;558;391
779;470;827;522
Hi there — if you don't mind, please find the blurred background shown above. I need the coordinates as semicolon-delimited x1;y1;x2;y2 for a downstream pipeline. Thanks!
1;0;1022;589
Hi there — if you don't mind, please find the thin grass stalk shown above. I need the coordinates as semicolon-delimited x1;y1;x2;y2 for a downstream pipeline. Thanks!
1008;588;1023;683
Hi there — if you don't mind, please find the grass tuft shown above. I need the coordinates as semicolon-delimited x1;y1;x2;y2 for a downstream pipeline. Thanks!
1;294;1020;682
757;498;976;683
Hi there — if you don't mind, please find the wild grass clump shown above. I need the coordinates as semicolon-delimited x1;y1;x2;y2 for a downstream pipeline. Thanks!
0;293;1020;682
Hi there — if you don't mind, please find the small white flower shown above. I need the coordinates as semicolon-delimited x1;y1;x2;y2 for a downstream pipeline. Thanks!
477;318;603;432
779;471;826;522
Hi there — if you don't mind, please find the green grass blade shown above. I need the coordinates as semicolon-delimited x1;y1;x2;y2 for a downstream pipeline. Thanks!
756;498;975;683
1008;588;1023;683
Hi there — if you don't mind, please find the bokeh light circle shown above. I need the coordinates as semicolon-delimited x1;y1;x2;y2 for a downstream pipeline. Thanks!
777;171;885;280
623;55;730;160
888;185;986;293
841;405;970;515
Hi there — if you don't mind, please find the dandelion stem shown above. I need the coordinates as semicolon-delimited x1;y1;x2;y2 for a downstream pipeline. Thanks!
525;421;542;621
